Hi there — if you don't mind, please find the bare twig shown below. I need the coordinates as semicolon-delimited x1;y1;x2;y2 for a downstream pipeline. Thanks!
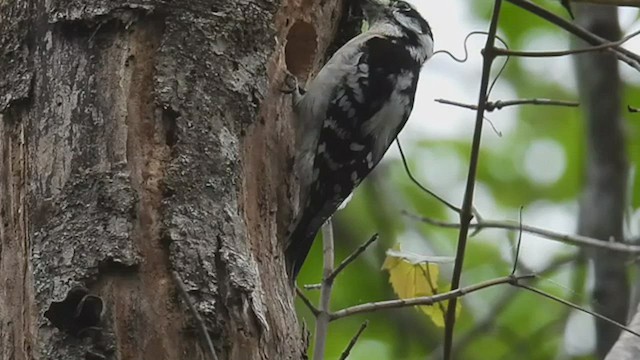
327;234;379;282
516;283;640;338
628;105;639;113
296;287;320;316
568;0;640;6
493;29;640;58
313;220;336;360
487;35;511;99
487;99;579;111
338;321;369;360
435;99;481;111
510;207;525;275
396;139;462;214
436;98;579;112
404;211;640;254
505;0;640;71
482;115;503;137
331;274;534;321
444;1;503;358
171;271;219;360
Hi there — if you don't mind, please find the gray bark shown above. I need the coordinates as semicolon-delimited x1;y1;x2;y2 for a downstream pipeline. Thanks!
0;0;344;359
572;4;629;358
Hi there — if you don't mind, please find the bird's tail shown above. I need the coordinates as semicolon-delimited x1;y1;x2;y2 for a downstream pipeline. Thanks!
285;194;342;281
284;212;319;281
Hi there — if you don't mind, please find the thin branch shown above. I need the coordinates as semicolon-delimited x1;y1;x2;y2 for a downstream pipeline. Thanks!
569;0;640;6
493;29;640;58
436;98;579;112
171;271;219;360
313;220;336;360
487;99;579;111
628;105;639;113
444;1;503;358
296;287;320;316
435;99;479;111
396;139;462;214
404;211;640;254
303;283;322;290
439;288;518;359
327;234;379;282
506;0;640;71
487;35;511;98
330;274;534;321
482;115;503;137
516;283;640;338
338;321;369;360
445;254;576;358
510;207;524;275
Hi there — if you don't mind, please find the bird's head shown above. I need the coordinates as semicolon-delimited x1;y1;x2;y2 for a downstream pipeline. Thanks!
362;0;434;63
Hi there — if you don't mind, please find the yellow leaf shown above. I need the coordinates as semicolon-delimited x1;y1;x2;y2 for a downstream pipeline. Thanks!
383;246;461;327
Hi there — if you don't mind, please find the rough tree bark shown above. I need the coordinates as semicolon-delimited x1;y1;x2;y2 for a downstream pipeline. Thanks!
572;4;629;359
0;0;345;359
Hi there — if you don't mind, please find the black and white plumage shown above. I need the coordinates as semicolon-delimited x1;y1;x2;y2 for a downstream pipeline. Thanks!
285;0;434;279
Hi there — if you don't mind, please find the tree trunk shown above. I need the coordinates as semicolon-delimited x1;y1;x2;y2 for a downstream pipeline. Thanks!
572;4;629;359
0;0;343;358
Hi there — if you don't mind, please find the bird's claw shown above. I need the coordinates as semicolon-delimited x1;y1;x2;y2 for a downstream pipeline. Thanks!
281;72;299;94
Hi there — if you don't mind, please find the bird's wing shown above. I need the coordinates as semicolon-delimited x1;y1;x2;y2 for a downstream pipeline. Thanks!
286;35;420;278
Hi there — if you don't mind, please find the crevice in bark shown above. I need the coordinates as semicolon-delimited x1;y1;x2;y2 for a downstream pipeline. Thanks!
162;107;179;147
109;15;188;360
212;234;229;357
44;286;104;336
0;103;35;360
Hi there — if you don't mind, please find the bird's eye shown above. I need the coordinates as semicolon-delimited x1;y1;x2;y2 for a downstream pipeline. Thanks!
395;1;411;12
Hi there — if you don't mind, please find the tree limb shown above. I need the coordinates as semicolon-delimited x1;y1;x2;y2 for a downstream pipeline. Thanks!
313;220;336;360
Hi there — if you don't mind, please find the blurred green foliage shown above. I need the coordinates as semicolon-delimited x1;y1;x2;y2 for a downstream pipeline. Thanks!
295;2;640;359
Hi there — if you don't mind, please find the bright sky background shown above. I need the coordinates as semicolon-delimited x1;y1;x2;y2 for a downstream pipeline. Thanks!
378;1;640;356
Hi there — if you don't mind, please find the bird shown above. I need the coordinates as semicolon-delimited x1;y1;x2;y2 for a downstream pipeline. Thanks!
284;0;434;280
